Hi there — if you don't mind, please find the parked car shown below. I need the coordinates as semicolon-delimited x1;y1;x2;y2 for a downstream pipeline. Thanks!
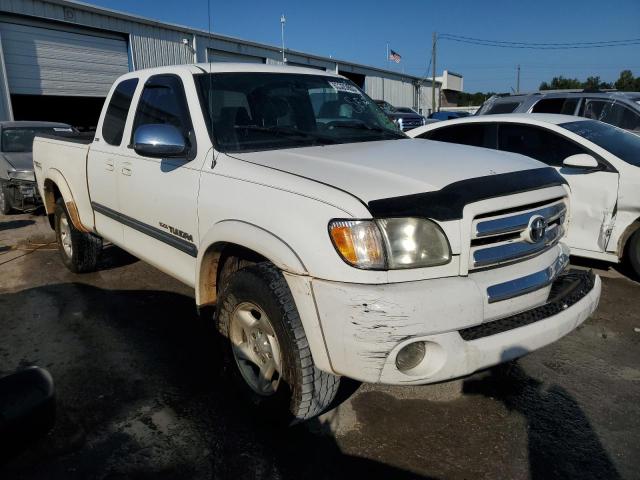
430;111;471;120
0;121;74;214
408;113;640;276
374;100;428;130
33;64;600;422
476;90;640;135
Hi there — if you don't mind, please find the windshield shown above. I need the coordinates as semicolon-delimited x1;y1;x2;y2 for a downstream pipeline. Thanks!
395;107;414;114
1;126;72;153
195;73;404;153
560;120;640;167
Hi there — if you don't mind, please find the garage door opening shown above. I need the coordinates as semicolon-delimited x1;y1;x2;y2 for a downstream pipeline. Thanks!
11;95;105;132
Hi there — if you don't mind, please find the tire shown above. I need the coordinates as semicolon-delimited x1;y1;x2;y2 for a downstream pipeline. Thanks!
54;197;102;273
0;184;12;215
216;262;339;424
627;229;640;279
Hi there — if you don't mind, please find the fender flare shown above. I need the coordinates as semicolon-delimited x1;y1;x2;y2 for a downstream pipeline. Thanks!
195;219;307;306
43;169;90;232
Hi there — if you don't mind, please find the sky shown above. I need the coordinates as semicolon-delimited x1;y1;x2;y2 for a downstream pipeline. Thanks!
86;0;640;93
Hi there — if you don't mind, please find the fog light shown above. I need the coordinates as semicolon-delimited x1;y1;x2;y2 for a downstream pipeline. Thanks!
395;342;426;372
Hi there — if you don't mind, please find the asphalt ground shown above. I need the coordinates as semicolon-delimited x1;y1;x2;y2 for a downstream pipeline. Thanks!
1;211;639;480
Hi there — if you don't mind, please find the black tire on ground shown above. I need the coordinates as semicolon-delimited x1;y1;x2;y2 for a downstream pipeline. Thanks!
626;229;640;279
216;262;340;424
54;197;102;273
0;184;12;215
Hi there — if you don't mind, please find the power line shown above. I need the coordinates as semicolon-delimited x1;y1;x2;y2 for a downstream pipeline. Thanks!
439;33;640;49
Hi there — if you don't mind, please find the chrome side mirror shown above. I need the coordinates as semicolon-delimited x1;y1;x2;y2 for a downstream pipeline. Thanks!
562;153;599;169
133;124;187;158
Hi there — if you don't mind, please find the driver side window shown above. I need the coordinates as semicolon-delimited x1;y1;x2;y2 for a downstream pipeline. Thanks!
132;75;193;141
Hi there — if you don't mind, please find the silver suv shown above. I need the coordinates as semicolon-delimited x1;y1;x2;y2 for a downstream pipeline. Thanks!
477;90;640;134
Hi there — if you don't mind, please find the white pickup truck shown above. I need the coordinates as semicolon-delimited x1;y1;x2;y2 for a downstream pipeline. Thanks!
33;63;601;422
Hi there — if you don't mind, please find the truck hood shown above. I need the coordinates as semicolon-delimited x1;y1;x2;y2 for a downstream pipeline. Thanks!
227;139;545;203
1;152;34;171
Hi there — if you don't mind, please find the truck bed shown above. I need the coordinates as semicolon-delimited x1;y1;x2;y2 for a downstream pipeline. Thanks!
33;134;95;231
36;131;95;145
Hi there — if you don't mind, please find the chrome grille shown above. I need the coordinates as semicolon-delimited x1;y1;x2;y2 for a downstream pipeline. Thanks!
469;198;567;270
400;118;423;131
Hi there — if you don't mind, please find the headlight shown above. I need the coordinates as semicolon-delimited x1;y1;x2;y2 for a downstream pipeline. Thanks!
8;170;35;182
329;218;451;270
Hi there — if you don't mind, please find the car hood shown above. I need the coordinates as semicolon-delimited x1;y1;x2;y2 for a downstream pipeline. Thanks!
227;139;545;203
1;152;33;171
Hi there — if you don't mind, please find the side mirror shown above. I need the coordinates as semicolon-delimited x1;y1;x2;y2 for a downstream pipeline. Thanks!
562;153;600;169
133;124;187;158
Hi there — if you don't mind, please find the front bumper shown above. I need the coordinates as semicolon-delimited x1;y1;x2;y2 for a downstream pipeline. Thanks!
310;265;600;384
3;179;42;210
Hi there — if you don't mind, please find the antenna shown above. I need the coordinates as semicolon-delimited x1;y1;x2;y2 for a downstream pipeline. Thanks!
207;0;215;167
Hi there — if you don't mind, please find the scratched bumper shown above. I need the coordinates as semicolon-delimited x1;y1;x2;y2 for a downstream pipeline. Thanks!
309;268;600;384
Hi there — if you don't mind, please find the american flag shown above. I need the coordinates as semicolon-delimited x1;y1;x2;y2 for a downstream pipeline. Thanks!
388;49;402;63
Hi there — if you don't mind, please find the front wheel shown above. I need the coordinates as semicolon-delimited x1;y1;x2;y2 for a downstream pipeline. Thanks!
627;229;640;279
216;262;340;423
54;198;102;273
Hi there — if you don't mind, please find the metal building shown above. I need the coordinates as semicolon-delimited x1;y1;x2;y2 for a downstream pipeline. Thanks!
0;0;458;128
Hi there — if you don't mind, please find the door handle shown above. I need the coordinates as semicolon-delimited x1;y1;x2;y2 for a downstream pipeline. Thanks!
121;162;132;176
105;160;114;171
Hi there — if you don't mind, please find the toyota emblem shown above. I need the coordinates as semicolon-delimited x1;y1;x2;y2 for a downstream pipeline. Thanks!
525;215;547;244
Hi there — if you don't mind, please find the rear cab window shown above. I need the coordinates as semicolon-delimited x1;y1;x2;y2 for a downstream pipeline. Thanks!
102;78;138;146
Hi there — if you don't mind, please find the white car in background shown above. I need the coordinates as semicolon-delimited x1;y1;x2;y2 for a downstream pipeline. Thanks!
408;114;640;276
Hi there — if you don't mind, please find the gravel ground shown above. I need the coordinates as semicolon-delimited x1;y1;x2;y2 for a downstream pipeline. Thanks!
1;211;639;480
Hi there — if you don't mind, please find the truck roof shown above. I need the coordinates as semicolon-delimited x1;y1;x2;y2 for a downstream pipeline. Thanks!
126;62;344;78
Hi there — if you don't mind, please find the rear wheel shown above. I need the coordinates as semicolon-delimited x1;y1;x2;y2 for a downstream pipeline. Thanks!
627;229;640;279
54;197;102;273
0;184;12;215
216;262;340;423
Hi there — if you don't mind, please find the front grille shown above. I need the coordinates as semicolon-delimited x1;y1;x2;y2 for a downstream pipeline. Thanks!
400;118;423;130
459;269;595;341
469;198;567;270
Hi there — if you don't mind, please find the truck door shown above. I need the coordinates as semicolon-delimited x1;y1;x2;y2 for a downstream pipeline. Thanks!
497;123;619;253
116;73;205;286
88;78;139;244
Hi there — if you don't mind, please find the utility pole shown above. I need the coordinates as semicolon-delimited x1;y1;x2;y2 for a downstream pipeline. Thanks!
280;14;286;63
516;64;521;93
432;32;437;114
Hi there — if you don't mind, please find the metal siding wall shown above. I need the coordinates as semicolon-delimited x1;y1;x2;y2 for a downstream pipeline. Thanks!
365;76;415;106
418;85;440;113
130;28;193;69
207;48;263;63
0;21;128;96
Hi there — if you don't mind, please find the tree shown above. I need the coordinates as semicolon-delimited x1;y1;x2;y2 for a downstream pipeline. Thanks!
539;76;582;90
615;70;636;91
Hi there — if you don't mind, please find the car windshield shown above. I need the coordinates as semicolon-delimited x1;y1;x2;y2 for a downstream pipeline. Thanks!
560;120;640;167
195;73;404;153
1;126;72;153
395;107;414;114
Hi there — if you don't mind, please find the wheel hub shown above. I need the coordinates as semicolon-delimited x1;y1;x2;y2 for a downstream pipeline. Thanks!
229;302;282;396
59;215;73;258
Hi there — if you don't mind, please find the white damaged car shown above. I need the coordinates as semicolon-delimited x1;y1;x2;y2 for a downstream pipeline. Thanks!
409;114;640;277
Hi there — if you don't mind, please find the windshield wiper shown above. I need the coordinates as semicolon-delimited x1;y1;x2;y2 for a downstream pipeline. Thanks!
234;125;337;145
328;123;406;138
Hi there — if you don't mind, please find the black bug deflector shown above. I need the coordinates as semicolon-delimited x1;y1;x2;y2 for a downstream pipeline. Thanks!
367;167;567;222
